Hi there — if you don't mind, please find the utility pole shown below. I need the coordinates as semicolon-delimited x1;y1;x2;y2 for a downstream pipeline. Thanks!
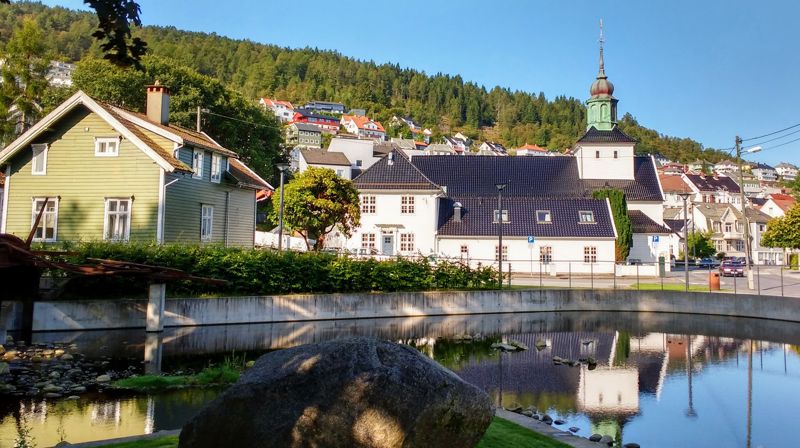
196;106;202;132
736;136;754;290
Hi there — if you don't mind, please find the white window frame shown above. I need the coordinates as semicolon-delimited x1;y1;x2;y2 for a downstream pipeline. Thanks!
399;232;415;253
583;246;598;264
536;210;552;224
493;209;509;223
401;196;415;214
460;244;469;259
94;137;120;157
31;144;48;175
361;233;376;252
193;150;205;179
361;195;376;214
579;211;596;223
103;198;132;241
540;246;553;264
495;245;508;262
210;154;223;183
31;197;58;242
200;205;214;241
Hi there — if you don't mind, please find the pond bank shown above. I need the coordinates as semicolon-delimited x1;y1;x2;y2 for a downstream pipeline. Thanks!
3;288;799;332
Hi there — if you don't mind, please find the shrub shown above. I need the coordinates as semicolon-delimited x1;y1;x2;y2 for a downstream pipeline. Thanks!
54;243;497;298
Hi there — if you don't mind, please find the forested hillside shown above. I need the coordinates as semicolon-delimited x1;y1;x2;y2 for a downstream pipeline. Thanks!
1;2;731;162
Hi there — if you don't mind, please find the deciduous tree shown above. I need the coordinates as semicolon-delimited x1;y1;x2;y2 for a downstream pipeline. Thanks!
271;168;360;250
761;204;800;250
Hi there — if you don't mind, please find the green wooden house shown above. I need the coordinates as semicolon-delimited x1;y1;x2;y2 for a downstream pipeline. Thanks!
0;84;272;247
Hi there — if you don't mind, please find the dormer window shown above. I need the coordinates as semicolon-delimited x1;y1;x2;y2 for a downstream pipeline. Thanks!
536;210;552;223
493;209;509;223
192;150;204;179
31;144;48;175
579;211;595;223
211;154;223;183
95;137;119;156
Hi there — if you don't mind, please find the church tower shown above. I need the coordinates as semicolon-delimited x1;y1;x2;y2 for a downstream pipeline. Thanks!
586;20;618;131
574;21;637;180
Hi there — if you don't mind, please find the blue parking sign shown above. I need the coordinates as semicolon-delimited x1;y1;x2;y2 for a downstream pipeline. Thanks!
652;235;660;243
528;236;535;244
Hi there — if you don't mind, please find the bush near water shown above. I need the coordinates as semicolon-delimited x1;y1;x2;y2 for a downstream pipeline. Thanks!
53;242;497;297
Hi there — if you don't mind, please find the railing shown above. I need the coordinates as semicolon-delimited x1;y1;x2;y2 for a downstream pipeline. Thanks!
333;250;800;298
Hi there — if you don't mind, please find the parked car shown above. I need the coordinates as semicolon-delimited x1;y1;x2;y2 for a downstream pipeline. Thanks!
719;260;745;277
697;258;720;268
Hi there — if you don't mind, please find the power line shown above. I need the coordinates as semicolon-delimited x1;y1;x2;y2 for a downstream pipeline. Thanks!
760;135;800;152
202;109;282;129
745;126;800;147
741;122;800;142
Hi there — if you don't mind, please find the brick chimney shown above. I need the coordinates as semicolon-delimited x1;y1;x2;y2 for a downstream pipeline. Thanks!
453;202;463;222
146;81;170;125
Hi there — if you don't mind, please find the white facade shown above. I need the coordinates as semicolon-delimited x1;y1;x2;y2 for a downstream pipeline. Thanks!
628;233;672;265
752;165;778;182
714;161;739;175
259;98;294;123
328;138;381;170
297;156;352;179
761;198;787;218
775;163;798;181
573;142;635;180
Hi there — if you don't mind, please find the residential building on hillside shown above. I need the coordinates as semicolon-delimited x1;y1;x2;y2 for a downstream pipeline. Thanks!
298;150;352;179
348;108;366;117
259;98;295;123
0;84;271;247
683;174;741;205
658;174;693;207
291;109;340;133
515;144;549;156
285;122;322;149
389;115;421;131
302;101;346;115
327;137;397;175
760;193;796;218
420;144;457;155
443;136;469;154
692;203;779;264
688;160;712;173
775;162;798;181
714;160;739;175
390;138;417;151
751;162;778;182
340;115;386;140
47;61;76;87
477;141;508;156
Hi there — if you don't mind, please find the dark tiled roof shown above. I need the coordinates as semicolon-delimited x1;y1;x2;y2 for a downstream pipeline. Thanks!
353;150;439;190
749;197;768;206
300;149;351;166
583;157;664;201
291;122;322;132
228;158;272;190
576;126;637;144
664;218;685;234
628;210;671;234
438;196;616;238
685;174;741;194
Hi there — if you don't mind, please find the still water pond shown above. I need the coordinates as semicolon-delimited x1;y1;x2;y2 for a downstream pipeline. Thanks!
2;311;800;448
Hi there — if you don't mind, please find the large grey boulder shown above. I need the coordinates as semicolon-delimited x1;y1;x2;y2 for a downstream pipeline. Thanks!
179;337;493;448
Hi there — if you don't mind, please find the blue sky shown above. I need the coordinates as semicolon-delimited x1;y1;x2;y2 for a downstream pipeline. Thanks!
44;0;800;165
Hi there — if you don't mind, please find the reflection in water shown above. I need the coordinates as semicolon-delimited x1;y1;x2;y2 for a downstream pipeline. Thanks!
1;311;800;447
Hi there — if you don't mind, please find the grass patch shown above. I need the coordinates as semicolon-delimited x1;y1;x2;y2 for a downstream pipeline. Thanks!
113;356;245;391
92;435;179;448
89;417;569;448
630;282;714;292
477;417;572;448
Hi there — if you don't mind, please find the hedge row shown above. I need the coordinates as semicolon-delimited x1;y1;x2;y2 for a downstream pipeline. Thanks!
55;243;498;298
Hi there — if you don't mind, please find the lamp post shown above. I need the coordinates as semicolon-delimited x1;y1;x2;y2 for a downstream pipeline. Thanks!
276;163;290;251
678;192;692;292
734;137;761;290
495;183;507;289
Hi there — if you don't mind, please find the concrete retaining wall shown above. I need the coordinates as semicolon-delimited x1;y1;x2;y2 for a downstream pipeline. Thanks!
3;288;799;332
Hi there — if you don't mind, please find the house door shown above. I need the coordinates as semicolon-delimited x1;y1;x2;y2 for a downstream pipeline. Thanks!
382;235;394;256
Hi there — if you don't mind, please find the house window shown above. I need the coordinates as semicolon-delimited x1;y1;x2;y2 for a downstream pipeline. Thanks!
356;160;363;167
536;210;552;223
493;209;509;223
400;233;415;252
31;198;57;242
595;151;600;159
193;150;205;179
460;244;469;259
31;144;48;175
613;150;618;159
735;240;745;252
361;233;376;252
584;246;597;263
540;246;553;264
724;222;732;233
104;199;131;241
759;224;766;232
361;196;376;214
401;196;415;214
95;137;119;156
714;222;722;232
495;245;508;261
201;205;213;241
210;154;222;183
579;211;595;223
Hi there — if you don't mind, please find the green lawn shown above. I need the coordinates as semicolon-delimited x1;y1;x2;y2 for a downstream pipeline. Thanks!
629;282;716;292
112;365;241;391
90;417;568;448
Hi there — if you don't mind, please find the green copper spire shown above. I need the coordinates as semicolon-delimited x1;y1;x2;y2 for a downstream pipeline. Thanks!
586;19;618;131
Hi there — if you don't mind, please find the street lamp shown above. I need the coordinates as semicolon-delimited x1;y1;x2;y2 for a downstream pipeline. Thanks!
678;192;692;292
495;183;507;289
276;163;290;251
734;137;762;290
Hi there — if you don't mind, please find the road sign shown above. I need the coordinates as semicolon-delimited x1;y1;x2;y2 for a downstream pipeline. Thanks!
652;235;660;243
528;236;535;244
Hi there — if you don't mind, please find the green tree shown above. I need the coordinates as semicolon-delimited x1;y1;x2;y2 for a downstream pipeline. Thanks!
592;188;633;261
761;204;800;250
0;18;50;143
271;167;360;250
687;231;716;258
